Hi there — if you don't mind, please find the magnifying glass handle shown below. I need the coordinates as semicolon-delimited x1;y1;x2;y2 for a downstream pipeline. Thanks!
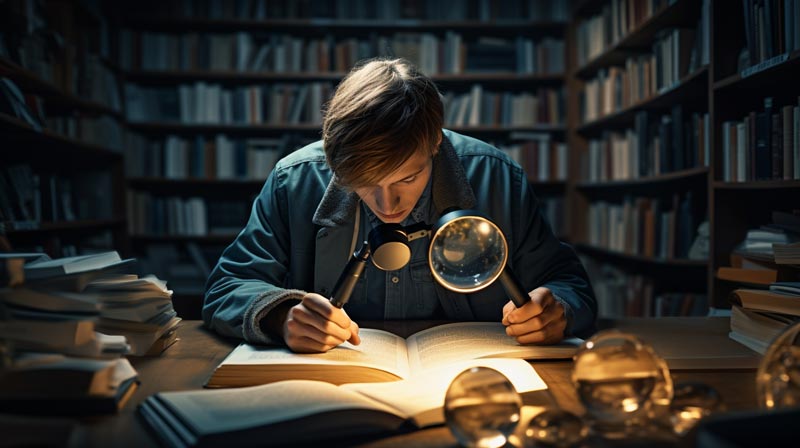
499;267;530;308
330;242;370;308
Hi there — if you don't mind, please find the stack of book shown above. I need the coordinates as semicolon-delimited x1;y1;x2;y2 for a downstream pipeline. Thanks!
0;250;180;414
717;211;800;286
728;282;800;354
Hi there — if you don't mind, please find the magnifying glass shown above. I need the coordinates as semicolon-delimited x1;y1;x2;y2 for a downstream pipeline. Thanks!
329;209;530;308
428;209;530;307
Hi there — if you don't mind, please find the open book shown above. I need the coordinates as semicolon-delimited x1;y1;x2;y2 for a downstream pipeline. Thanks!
142;358;549;448
206;321;581;387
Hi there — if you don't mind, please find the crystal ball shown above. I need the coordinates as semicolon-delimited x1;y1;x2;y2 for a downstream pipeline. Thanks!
522;408;588;447
669;382;722;435
444;366;523;448
571;330;673;436
756;321;800;409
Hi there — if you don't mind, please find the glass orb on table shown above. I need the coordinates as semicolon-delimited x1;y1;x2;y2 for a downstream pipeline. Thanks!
444;366;523;448
571;330;673;438
756;321;800;410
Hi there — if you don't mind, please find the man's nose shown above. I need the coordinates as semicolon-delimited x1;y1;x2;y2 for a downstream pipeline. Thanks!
374;186;396;210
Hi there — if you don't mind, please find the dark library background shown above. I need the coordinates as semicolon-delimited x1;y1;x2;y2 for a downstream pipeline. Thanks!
1;0;799;321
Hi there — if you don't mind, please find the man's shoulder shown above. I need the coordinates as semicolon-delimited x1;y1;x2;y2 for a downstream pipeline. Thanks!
443;129;521;169
275;140;327;170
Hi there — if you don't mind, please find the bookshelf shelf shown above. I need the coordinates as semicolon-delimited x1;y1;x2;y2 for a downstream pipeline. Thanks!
130;234;239;244
712;49;800;91
127;177;264;188
0;113;123;161
577;166;708;190
576;67;708;134
124;18;567;35
712;180;800;190
0;57;123;119
127;122;322;135
573;0;699;78
126;122;566;136
527;180;567;189
125;70;565;85
126;178;265;196
574;243;708;268
450;124;566;134
3;218;127;235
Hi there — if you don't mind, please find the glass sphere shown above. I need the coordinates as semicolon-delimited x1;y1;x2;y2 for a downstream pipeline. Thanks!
571;330;673;437
756;321;800;410
521;408;588;447
669;382;722;436
444;366;523;448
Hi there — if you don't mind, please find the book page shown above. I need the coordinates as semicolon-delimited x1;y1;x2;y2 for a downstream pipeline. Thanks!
156;380;404;436
219;328;411;379
405;322;581;372
343;358;548;428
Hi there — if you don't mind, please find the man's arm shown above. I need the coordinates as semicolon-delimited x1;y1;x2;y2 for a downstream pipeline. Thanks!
202;170;305;344
507;168;598;340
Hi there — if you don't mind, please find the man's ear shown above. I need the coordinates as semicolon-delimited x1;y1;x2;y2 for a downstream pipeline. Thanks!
433;134;443;156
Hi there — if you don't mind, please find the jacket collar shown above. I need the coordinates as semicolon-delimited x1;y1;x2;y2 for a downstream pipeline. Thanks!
312;134;476;227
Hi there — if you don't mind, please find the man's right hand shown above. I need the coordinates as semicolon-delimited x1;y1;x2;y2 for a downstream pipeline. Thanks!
281;293;361;353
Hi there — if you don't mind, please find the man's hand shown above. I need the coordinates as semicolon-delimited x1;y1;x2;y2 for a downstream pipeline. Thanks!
281;293;361;353
501;287;566;345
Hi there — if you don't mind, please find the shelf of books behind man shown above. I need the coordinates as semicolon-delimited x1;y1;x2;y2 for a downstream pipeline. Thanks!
707;0;800;316
0;0;135;258
567;0;711;317
114;0;575;315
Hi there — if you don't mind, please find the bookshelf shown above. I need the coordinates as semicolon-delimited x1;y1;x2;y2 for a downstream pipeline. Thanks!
567;0;712;317
709;0;800;309
0;0;127;259
109;0;572;317
570;0;800;317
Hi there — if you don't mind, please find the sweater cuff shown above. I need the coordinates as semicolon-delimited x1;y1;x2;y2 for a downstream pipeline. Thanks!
242;289;305;345
551;293;574;338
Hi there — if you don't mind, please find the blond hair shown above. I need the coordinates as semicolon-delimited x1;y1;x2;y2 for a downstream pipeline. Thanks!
322;58;443;188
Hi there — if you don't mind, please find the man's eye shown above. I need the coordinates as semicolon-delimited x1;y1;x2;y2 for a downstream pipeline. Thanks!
399;175;417;184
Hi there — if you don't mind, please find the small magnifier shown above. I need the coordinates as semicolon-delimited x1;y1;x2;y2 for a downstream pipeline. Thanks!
329;209;530;308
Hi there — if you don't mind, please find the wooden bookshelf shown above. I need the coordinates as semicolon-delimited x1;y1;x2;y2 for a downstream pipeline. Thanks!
127;122;322;135
0;0;128;257
574;242;708;268
576;166;709;190
127;122;567;136
123;18;568;35
129;234;239;244
573;0;701;78
3;218;127;235
707;1;800;308
125;70;566;85
567;0;711;317
713;50;800;90
0;57;123;119
0;113;123;162
576;67;708;135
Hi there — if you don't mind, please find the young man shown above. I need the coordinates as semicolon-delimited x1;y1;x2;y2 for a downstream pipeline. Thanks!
203;58;597;353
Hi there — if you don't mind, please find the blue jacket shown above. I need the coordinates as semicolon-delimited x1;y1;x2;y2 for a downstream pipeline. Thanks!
203;130;597;343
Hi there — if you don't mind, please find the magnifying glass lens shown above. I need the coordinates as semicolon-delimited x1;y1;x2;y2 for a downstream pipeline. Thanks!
429;216;507;292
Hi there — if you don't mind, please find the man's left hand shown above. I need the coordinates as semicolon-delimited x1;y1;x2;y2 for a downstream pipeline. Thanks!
501;287;566;345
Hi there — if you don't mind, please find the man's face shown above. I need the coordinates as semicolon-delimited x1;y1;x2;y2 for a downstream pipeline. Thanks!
354;149;433;224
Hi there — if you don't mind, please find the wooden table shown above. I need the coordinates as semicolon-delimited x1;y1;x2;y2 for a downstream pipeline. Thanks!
68;318;761;447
